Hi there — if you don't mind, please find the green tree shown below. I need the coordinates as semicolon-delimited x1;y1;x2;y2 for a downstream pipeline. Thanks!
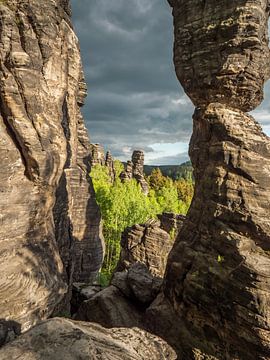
90;163;194;282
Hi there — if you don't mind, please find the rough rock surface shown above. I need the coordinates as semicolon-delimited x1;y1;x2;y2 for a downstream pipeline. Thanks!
158;212;185;238
116;219;174;277
0;0;103;331
105;150;116;182
0;318;177;360
147;1;270;359
76;263;162;328
90;143;105;166
132;150;149;194
120;150;149;194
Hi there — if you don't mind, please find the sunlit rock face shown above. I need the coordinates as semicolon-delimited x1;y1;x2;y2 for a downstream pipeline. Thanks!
147;1;270;358
0;0;103;331
120;150;149;194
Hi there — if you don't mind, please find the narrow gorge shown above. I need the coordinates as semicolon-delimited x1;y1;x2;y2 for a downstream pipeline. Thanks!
0;0;270;359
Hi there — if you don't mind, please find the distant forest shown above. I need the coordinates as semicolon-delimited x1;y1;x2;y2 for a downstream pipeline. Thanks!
143;161;193;181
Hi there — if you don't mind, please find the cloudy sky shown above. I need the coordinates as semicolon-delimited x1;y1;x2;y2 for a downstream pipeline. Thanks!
70;0;270;165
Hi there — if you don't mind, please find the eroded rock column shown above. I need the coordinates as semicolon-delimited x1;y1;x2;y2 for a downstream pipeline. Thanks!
148;1;270;358
0;0;103;331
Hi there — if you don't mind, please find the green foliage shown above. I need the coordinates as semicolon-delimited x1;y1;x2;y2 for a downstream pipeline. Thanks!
91;163;194;281
144;161;193;181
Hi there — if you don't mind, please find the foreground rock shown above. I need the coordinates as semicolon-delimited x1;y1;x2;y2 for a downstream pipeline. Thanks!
0;0;103;331
147;1;270;359
116;219;173;277
0;318;176;360
76;263;162;328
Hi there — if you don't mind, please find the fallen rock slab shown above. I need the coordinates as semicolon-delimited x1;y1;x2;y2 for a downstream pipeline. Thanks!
0;318;177;360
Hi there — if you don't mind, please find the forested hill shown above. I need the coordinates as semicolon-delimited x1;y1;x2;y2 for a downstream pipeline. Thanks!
143;161;193;180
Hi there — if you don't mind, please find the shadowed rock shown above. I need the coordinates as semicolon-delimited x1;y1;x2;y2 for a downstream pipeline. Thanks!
0;0;103;331
0;318;177;360
146;1;270;358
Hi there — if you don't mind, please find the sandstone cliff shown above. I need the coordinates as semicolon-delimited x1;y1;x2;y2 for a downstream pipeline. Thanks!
0;0;103;331
147;1;270;359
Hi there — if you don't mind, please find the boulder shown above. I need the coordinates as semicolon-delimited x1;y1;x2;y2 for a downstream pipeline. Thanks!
0;318;177;360
116;219;173;277
75;285;143;328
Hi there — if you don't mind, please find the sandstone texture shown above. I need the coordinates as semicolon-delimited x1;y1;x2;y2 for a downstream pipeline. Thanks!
148;1;270;359
90;144;115;181
158;212;185;238
0;318;177;360
116;219;174;277
120;150;149;194
76;263;162;328
90;143;105;166
0;0;103;331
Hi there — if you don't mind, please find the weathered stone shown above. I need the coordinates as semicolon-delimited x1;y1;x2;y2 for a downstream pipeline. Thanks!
120;150;149;194
0;0;103;331
169;0;270;112
76;263;162;327
147;1;270;358
127;263;162;304
75;286;144;328
71;283;102;315
158;212;185;238
132;150;149;194
0;318;177;360
116;219;174;277
90;143;105;166
105;150;116;182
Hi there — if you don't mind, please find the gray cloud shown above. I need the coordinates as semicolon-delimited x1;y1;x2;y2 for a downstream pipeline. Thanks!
146;152;189;166
70;0;270;165
70;0;193;163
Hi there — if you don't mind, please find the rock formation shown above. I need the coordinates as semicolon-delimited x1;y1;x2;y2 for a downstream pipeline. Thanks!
158;212;185;238
76;263;162;329
147;1;270;359
0;0;103;331
120;150;149;194
90;143;105;166
0;318;177;360
105;150;116;182
90;144;116;181
116;219;174;277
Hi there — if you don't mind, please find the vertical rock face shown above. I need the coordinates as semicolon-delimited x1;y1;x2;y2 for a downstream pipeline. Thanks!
152;1;270;358
116;219;174;278
0;0;103;331
120;150;149;194
132;150;149;194
90;143;105;166
105;151;116;182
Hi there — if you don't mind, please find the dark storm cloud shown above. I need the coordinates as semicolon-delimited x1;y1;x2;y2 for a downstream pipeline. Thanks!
70;1;270;163
70;0;194;162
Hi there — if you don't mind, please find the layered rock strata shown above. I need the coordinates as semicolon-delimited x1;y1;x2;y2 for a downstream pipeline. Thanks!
120;150;149;194
116;219;174;277
0;0;103;331
0;318;177;360
158;212;185;238
90;143;105;166
76;263;162;329
148;1;270;358
105;150;116;182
